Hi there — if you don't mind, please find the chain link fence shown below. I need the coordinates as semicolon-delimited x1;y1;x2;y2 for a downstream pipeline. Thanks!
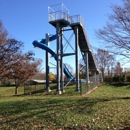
24;83;46;94
80;73;102;95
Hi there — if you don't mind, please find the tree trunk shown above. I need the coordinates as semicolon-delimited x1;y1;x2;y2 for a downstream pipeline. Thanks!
15;86;18;94
101;70;104;81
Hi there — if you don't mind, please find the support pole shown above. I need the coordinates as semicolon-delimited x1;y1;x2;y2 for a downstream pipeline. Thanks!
75;26;79;91
85;52;89;86
45;33;51;92
60;28;64;92
56;23;61;94
94;72;96;83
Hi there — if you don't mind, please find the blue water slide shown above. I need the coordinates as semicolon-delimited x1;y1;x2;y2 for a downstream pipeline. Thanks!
33;40;57;59
63;64;74;79
32;37;74;80
40;34;57;44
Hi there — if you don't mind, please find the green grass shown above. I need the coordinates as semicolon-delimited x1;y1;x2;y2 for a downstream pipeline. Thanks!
0;86;24;97
0;84;130;129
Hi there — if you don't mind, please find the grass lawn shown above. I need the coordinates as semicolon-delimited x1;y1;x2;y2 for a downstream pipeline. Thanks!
0;84;130;130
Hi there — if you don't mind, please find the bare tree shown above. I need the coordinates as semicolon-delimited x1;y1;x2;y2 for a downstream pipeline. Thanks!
96;0;130;59
95;49;115;79
64;63;74;75
34;72;46;80
0;21;8;45
106;55;115;76
79;59;86;79
114;62;123;75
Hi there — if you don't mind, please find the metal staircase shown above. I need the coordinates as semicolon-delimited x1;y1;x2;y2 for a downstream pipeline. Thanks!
69;15;100;73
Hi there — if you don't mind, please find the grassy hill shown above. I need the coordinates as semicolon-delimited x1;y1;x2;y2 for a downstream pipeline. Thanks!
0;84;130;129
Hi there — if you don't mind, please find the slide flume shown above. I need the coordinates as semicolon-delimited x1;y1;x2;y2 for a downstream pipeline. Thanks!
32;35;74;80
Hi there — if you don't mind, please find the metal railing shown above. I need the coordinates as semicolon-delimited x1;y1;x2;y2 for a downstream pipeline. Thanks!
69;15;85;26
48;11;69;22
48;3;70;23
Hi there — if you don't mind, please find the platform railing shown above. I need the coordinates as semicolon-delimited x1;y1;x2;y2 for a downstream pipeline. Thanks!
48;11;69;22
69;15;85;27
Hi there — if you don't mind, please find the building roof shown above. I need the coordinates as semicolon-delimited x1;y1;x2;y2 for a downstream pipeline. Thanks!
29;79;46;83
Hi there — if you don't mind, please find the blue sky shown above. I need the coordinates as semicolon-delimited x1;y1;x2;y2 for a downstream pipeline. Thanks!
0;0;123;72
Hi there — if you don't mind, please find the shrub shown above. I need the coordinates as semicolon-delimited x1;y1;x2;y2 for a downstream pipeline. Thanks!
112;75;125;83
120;75;125;82
126;76;130;82
104;76;112;83
112;75;120;83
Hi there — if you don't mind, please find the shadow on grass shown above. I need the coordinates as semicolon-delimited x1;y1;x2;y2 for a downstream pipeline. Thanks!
111;83;130;87
126;85;130;89
18;84;78;96
1;95;130;117
0;95;130;129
